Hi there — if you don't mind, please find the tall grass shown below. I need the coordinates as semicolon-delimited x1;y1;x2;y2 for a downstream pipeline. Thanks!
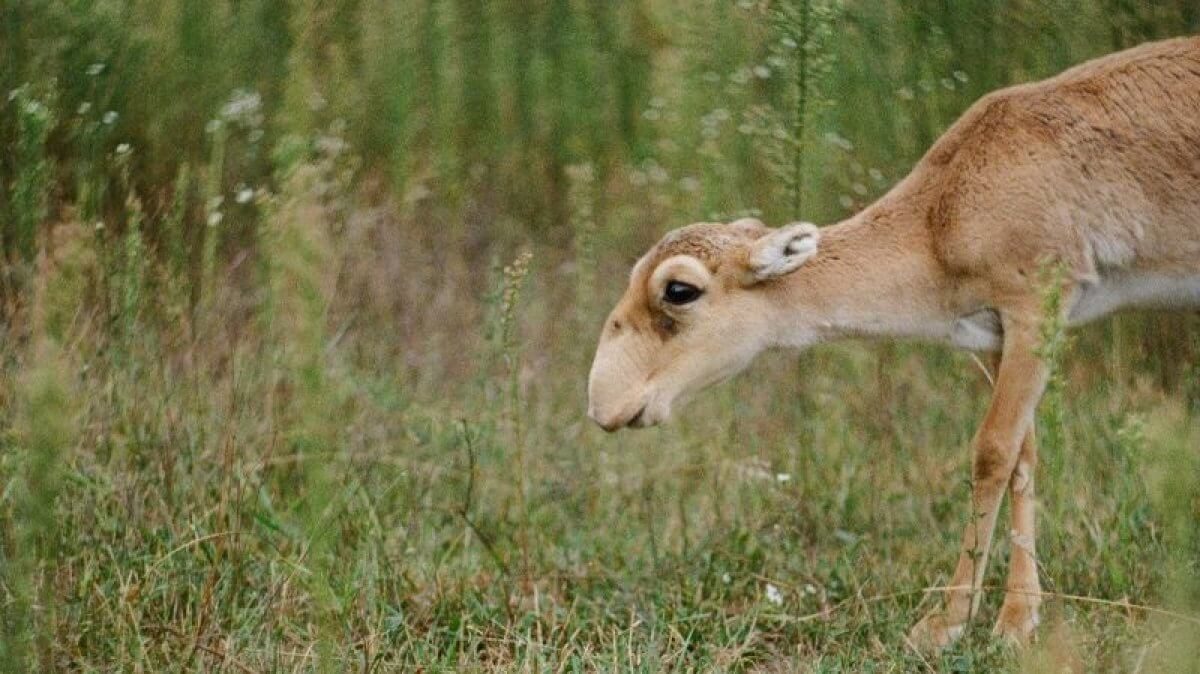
0;1;1197;671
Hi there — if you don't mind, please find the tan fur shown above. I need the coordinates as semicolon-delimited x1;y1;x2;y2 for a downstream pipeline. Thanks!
587;37;1200;648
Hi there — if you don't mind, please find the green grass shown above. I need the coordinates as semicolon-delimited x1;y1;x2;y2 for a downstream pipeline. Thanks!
2;1;1199;670
2;216;1197;670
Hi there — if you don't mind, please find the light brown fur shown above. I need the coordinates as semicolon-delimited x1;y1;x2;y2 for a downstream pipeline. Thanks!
587;37;1200;648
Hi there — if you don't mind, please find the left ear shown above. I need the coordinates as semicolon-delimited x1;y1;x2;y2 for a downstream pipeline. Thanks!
742;222;820;284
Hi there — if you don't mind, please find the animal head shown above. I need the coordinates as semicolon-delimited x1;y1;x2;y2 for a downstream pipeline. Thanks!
587;218;820;431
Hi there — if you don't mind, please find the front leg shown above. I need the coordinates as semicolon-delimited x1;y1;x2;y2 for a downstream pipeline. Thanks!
993;426;1041;642
910;316;1049;650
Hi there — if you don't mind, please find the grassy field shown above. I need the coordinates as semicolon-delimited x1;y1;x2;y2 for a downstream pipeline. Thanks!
2;1;1200;671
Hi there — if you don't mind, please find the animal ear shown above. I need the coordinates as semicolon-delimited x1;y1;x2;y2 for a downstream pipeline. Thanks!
742;222;820;284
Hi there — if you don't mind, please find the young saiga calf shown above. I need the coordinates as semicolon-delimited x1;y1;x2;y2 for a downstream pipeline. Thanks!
587;37;1200;648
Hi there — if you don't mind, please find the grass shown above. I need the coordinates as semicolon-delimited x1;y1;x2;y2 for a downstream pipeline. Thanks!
2;2;1199;671
1;198;1197;670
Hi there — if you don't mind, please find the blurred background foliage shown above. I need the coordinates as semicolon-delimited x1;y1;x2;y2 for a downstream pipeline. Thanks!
1;0;1198;670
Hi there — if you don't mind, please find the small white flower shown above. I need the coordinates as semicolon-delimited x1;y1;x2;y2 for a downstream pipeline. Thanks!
722;572;732;584
753;65;771;79
781;36;798;49
804;583;817;595
87;63;106;76
765;583;784;606
235;187;254;204
115;143;132;155
775;473;791;483
102;111;118;125
205;119;222;134
207;211;223;227
953;70;969;83
94;221;106;231
77;102;92;115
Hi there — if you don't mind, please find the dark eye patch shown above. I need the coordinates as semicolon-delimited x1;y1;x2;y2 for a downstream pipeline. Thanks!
663;281;702;305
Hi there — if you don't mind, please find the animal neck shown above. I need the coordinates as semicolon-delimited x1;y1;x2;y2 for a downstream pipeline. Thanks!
770;194;953;348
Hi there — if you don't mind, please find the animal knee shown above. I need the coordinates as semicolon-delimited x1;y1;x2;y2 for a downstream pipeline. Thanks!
972;435;1017;492
1010;460;1033;495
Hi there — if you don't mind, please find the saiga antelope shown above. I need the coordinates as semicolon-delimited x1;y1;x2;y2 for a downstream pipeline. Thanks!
586;37;1200;648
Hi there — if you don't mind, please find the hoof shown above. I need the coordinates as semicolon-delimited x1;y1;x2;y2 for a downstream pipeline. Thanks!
993;600;1040;645
909;612;967;652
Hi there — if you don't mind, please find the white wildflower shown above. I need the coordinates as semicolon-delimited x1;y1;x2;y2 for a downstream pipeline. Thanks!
102;110;118;125
115;143;131;155
722;572;732;584
765;583;783;606
86;63;106;76
753;65;771;79
775;473;791;483
220;89;263;123
207;211;223;227
235;187;254;204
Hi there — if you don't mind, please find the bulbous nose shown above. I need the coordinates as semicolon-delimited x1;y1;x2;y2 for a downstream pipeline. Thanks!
587;403;646;432
587;404;622;432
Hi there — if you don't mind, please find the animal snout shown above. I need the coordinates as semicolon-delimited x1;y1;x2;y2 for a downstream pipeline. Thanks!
588;403;649;432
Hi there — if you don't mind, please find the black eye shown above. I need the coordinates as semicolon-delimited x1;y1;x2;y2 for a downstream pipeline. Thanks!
663;281;702;305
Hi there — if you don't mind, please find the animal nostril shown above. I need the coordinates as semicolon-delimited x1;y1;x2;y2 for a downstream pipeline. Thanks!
627;406;646;428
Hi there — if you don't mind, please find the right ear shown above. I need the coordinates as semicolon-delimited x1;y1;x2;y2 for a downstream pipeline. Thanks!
741;222;820;284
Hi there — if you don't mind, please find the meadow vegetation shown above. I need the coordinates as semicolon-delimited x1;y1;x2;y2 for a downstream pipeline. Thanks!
1;1;1198;671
